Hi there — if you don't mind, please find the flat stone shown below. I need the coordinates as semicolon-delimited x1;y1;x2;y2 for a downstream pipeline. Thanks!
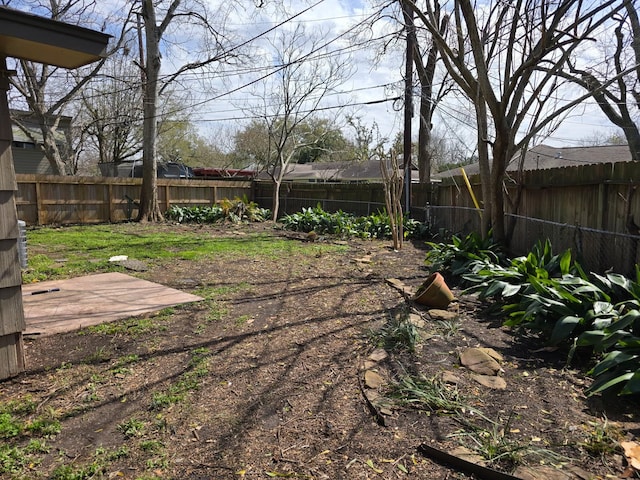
365;389;381;402
478;347;504;362
460;348;502;375
514;465;578;480
450;446;485;466
441;372;461;384
428;309;458;321
471;374;507;390
385;278;413;296
364;370;385;389
408;313;426;329
368;348;388;362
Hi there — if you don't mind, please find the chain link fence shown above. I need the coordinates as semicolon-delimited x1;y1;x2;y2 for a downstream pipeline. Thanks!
254;194;639;276
254;194;388;218
426;205;640;277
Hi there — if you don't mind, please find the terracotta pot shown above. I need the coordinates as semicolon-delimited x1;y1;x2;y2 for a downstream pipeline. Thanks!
413;272;455;309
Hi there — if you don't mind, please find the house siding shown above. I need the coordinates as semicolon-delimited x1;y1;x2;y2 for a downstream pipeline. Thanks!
12;147;52;174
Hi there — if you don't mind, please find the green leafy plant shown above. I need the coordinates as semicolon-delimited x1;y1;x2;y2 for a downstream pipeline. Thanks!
448;235;640;395
0;413;22;439
424;231;503;277
280;205;430;240
165;197;270;224
579;418;622;457
463;239;582;300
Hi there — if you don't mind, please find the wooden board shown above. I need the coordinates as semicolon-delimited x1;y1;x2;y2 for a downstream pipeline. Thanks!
22;272;202;336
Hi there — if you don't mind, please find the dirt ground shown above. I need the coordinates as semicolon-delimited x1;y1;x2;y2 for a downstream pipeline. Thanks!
3;222;640;479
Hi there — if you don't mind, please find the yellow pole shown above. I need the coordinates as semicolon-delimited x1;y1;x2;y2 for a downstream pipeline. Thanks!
460;167;482;220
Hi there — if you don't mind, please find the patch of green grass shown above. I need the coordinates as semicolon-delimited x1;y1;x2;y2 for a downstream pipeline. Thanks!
25;439;50;454
579;418;623;457
47;446;131;480
370;311;420;353
26;416;61;437
0;443;43;475
191;287;231;328
149;348;212;410
98;445;129;461
235;315;251;326
450;410;568;470
388;375;464;413
145;454;169;470
139;440;164;453
117;418;147;439
83;312;170;336
0;397;37;416
0;412;22;439
110;354;140;376
195;283;252;298
23;224;346;282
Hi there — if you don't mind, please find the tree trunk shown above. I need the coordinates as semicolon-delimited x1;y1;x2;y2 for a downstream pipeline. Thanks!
622;123;640;162
41;129;67;175
475;90;492;237
489;133;509;244
417;86;432;183
138;0;163;222
271;179;281;221
416;11;447;184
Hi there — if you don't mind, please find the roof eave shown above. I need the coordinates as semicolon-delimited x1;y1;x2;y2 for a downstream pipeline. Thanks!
0;7;111;68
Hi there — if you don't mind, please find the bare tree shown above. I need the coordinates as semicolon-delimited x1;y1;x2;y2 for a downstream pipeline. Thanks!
560;0;640;161
408;0;626;244
78;48;143;175
412;0;450;183
137;0;238;221
7;0;130;175
243;24;352;220
380;149;404;250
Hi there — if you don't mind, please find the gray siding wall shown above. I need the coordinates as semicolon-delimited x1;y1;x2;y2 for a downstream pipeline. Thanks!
12;147;52;175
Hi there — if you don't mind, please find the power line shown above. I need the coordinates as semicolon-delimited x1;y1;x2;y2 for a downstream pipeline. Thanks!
160;0;397;119
194;95;402;123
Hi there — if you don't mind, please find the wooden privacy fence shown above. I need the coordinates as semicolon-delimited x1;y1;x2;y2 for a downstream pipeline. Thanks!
435;162;640;236
431;162;640;275
12;163;640;274
254;181;437;217
15;174;253;226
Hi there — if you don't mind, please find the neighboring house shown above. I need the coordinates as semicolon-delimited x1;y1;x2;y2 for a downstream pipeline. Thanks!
435;144;634;178
100;159;194;179
10;110;72;175
255;160;420;183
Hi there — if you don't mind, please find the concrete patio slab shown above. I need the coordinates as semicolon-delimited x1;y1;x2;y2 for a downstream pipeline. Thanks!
22;272;203;336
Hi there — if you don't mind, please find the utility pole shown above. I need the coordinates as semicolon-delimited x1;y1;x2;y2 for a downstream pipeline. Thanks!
401;0;415;214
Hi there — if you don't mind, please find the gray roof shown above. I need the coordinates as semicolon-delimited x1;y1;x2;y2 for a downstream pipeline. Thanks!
256;159;420;182
11;110;70;145
436;144;634;178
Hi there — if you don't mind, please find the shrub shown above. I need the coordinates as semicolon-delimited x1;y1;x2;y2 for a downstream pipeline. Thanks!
280;205;430;240
435;234;640;396
165;197;270;224
424;231;504;277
